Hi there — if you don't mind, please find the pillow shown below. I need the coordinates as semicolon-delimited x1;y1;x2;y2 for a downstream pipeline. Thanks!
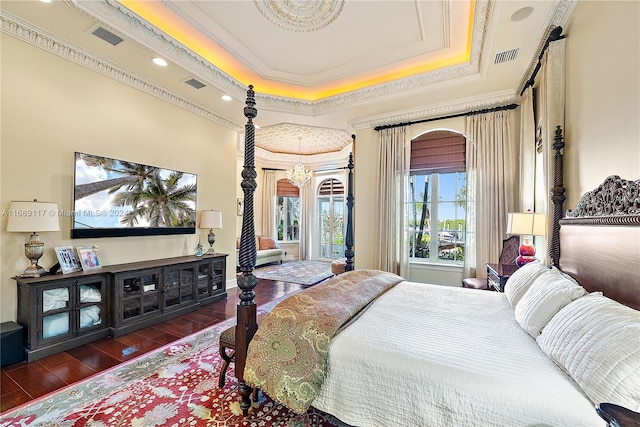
504;261;549;308
514;268;586;337
258;236;278;250
537;293;640;411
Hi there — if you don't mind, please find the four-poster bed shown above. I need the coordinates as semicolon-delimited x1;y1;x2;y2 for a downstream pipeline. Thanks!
234;87;639;426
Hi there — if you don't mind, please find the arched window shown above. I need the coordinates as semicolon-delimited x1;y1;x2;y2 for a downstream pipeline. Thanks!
276;179;300;242
317;178;345;259
408;130;467;263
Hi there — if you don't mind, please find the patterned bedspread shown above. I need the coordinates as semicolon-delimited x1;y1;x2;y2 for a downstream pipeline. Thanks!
244;269;404;414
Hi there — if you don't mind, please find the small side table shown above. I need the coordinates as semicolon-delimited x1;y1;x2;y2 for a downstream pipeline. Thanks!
486;263;518;292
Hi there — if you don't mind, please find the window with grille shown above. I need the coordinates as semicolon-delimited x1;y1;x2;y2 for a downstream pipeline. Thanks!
276;179;300;242
408;130;467;264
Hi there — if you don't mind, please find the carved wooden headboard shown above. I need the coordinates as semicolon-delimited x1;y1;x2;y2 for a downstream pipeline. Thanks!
557;176;640;310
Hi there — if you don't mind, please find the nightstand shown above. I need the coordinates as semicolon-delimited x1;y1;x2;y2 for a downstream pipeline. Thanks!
486;263;518;292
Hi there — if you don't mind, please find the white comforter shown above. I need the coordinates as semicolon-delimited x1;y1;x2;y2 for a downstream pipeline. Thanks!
312;281;605;427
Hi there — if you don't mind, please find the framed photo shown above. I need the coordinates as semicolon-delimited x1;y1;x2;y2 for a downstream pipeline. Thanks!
237;198;244;216
76;246;102;271
54;246;82;274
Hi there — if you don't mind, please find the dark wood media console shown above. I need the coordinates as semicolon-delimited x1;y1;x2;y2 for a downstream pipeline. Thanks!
15;254;227;362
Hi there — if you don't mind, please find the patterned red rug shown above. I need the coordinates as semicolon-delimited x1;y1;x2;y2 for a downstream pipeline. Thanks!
0;300;349;426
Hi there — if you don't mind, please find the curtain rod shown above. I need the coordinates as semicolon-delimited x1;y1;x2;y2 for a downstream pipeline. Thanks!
520;26;565;95
374;103;518;131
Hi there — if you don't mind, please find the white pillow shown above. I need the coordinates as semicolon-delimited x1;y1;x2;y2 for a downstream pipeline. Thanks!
514;268;586;337
504;261;549;308
537;293;640;411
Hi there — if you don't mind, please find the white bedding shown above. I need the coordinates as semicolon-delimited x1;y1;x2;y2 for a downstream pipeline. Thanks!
312;281;605;427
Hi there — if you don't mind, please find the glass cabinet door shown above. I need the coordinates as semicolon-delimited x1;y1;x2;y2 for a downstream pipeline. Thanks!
40;285;72;341
163;266;195;309
77;277;105;332
119;270;161;321
197;262;211;298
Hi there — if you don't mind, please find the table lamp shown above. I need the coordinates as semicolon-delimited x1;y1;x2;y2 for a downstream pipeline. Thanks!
199;210;222;254
506;211;546;267
6;200;60;277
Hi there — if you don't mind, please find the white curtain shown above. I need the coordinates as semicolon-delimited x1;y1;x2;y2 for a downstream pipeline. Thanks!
538;38;566;264
375;127;410;277
465;111;517;279
298;182;313;260
261;170;276;237
519;86;536;212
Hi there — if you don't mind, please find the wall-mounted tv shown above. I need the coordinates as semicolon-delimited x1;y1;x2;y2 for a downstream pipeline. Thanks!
71;152;197;239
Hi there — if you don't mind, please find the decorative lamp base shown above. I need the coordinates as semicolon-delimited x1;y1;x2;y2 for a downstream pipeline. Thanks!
20;264;46;278
22;239;46;277
516;238;537;267
207;230;216;255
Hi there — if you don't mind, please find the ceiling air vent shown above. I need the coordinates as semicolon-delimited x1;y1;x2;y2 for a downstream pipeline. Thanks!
494;48;519;64
185;78;206;89
91;27;123;46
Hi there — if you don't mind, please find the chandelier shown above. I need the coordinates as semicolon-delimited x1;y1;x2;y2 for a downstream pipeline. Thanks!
287;137;312;188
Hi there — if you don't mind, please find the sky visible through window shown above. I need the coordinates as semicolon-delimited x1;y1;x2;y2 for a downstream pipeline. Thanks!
412;173;466;223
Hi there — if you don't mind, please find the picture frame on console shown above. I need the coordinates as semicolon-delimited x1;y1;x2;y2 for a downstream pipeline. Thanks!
54;246;82;274
76;246;101;271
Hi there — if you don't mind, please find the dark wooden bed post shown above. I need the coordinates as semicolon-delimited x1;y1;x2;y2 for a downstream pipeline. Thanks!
345;147;355;271
236;85;259;416
549;125;566;267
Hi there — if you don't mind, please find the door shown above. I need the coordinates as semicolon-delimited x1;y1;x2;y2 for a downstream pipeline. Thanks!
317;178;345;260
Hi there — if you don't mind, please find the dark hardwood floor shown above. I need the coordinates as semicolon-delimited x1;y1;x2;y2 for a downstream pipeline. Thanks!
0;279;305;414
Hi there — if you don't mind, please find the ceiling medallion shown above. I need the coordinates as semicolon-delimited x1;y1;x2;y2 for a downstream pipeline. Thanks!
253;0;345;32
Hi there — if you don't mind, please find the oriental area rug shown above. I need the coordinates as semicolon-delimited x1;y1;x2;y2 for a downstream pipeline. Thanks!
253;260;333;286
0;301;349;427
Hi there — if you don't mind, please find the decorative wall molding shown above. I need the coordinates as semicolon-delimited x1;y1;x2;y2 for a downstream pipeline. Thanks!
0;10;243;132
349;90;518;130
68;0;491;115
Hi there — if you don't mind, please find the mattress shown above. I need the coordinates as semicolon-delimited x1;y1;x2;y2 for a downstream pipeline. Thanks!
312;281;605;427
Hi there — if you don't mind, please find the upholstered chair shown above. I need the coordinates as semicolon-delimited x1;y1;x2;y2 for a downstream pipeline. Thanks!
461;235;520;290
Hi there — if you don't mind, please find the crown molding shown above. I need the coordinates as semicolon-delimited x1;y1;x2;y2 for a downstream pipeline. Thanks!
349;89;518;130
0;10;243;132
68;0;491;115
237;135;352;168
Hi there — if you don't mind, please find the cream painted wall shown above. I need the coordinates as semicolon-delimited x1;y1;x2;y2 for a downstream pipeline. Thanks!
1;35;239;322
563;1;640;208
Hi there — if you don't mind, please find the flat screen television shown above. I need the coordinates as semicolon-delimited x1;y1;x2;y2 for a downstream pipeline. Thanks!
71;152;197;238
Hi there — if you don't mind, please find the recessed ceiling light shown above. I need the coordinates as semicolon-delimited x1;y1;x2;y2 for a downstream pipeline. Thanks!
511;7;533;22
221;95;232;102
152;57;168;67
40;0;52;3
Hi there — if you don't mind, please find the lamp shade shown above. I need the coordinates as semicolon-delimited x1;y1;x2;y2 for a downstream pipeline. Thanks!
506;212;546;236
6;201;60;232
199;210;222;229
